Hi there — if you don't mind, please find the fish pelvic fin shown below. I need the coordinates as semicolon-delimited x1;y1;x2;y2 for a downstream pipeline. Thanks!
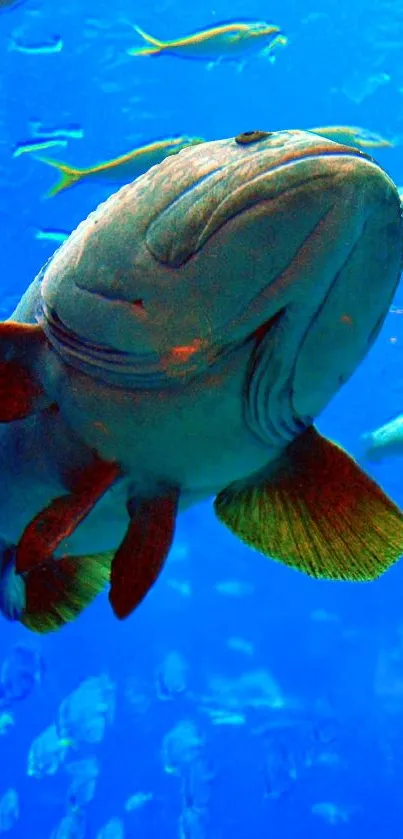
214;426;403;583
109;489;179;620
21;551;114;634
35;156;84;197
128;25;165;56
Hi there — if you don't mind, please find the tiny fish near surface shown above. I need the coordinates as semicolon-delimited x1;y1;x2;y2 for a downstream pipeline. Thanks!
0;129;402;634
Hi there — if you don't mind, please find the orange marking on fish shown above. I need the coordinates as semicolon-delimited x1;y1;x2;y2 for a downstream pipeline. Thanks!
340;314;353;325
92;420;111;436
170;338;204;361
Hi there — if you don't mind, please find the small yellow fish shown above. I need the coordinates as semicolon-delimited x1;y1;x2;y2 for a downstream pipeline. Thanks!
308;125;393;150
128;21;282;61
34;136;204;197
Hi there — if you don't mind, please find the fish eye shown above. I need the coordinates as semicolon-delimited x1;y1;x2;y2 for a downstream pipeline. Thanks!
235;131;273;145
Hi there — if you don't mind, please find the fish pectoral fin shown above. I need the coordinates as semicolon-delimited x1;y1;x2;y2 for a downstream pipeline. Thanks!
15;457;121;573
214;425;403;582
0;321;50;421
21;551;114;634
109;489;180;620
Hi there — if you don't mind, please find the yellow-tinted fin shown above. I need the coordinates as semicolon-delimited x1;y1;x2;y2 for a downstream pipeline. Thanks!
35;156;84;197
214;426;403;582
129;25;164;56
21;551;113;634
133;25;164;46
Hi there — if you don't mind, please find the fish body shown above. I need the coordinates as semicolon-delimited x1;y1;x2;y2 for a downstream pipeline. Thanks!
35;136;204;197
309;125;393;149
0;129;402;633
128;21;281;60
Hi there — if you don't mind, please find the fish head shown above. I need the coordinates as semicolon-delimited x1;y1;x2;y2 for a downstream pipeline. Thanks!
38;129;402;445
245;22;281;41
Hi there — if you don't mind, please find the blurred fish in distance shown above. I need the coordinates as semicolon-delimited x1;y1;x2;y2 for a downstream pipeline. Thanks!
307;125;394;149
13;138;68;158
8;34;63;54
28;120;85;141
35;228;70;243
361;413;403;461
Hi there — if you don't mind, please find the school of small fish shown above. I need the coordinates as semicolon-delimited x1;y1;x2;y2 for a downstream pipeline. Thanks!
0;629;363;837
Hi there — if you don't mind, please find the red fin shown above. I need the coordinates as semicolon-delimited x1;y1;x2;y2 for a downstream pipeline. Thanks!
109;490;179;620
16;458;120;573
0;322;49;421
0;360;45;421
21;550;113;634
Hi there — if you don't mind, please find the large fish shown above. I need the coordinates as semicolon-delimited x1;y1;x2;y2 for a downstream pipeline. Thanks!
0;128;402;634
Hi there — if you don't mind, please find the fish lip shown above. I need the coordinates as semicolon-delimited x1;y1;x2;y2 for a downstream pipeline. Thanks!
148;142;376;268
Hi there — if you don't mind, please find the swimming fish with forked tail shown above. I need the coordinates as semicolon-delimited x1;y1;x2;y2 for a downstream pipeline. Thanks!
0;129;402;634
128;21;282;61
33;136;204;197
308;125;393;149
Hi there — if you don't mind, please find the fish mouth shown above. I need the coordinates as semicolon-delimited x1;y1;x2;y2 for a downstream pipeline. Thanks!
239;150;403;444
39;132;403;406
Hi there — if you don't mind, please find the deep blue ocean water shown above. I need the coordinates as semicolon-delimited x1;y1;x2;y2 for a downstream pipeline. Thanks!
2;0;403;836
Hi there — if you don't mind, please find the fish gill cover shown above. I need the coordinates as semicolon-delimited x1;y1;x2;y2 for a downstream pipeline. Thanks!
1;0;403;836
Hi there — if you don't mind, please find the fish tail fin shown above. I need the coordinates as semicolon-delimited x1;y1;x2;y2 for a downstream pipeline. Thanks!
35;156;84;197
128;25;165;56
20;551;113;634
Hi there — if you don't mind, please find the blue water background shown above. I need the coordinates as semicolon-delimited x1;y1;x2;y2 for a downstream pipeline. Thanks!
2;0;403;836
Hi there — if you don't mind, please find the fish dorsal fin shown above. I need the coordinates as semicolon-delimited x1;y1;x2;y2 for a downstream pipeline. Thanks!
0;321;49;421
109;490;179;619
214;426;403;582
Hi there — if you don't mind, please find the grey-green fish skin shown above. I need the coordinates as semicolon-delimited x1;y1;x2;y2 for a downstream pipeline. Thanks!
2;129;402;559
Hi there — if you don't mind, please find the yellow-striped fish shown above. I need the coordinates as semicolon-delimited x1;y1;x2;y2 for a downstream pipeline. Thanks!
308;125;393;149
34;136;204;197
128;21;282;61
